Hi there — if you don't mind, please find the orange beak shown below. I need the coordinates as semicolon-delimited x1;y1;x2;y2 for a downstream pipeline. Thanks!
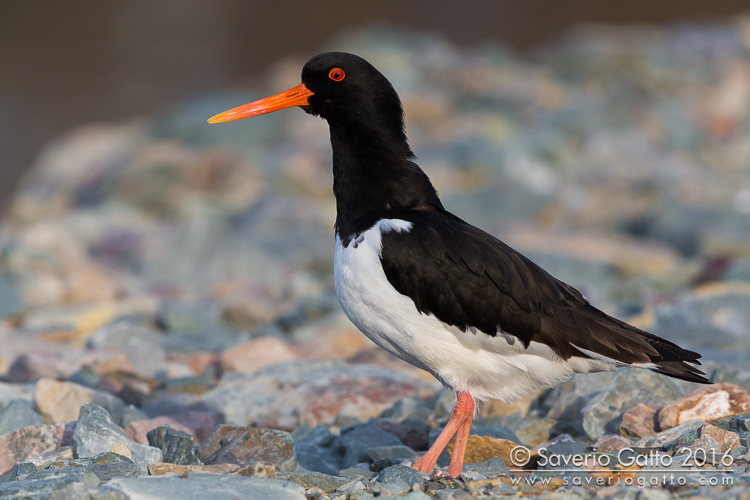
207;83;314;124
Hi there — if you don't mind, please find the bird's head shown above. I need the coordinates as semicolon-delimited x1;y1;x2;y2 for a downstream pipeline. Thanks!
208;52;405;142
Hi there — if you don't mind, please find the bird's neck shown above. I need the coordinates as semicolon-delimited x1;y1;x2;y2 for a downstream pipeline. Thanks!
329;122;443;245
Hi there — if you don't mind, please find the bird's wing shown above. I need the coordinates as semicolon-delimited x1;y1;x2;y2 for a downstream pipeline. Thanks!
380;211;706;381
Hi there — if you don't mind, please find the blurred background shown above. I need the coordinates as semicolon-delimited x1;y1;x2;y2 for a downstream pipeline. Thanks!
3;0;750;207
2;1;750;487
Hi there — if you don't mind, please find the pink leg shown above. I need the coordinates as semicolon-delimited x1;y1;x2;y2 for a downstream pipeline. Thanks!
412;391;475;476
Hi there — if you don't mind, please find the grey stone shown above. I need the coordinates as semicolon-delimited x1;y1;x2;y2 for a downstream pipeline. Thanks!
544;372;616;436
293;441;342;476
339;468;376;480
0;462;36;482
276;471;349;493
0;382;34;411
462;456;512;478
290;424;335;446
197;425;296;472
87;320;166;378
374;464;423;490
106;474;306;500
0;273;24;319
582;368;684;440
73;403;162;474
0;399;44;435
0;468;100;499
336;423;403;469
147;425;201;465
158;301;247;353
367;445;416;461
35;452;138;481
635;419;706;450
729;415;750;433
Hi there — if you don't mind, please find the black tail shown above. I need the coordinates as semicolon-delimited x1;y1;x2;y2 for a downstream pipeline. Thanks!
644;337;711;384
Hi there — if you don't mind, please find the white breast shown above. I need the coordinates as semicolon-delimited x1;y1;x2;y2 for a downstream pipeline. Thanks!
333;218;616;402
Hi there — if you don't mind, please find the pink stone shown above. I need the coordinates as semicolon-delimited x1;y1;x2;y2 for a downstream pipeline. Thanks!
0;423;68;474
220;337;298;374
658;383;750;430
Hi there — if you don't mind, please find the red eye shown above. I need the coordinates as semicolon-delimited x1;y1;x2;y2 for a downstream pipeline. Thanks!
329;68;345;81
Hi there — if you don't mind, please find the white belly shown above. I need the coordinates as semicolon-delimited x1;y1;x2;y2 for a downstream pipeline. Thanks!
333;218;615;402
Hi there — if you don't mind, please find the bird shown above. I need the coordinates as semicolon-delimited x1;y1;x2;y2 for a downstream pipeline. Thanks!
208;52;710;477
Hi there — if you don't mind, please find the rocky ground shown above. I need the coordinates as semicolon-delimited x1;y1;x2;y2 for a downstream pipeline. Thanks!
2;17;750;500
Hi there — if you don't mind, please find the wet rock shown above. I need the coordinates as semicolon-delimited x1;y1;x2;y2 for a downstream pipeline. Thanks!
220;336;299;374
197;424;296;472
0;468;100;499
0;399;44;435
73;403;162;474
34;378;126;425
41;451;139;481
582;368;683;440
619;403;658;439
658;383;750;429
336;423;403;469
149;462;240;475
201;360;439;428
147;425;201;465
106;474;306;500
277;471;349;493
0;422;69;474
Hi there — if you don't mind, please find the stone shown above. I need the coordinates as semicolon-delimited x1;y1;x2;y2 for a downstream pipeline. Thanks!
235;463;277;477
0;468;100;498
147;425;202;465
87;320;166;378
335;423;403;469
293;441;343;476
41;451;139;481
543;372;616;436
0;422;69;474
277;471;349;493
34;378;126;425
149;463;240;475
0;382;35;410
582;369;683;440
0;273;25;319
197;424;296;472
124;412;220;444
0;399;44;435
0;462;37;482
698;423;741;453
201;360;439;428
593;435;632;453
500;414;556;447
106;474;306;500
73;403;162;474
620;403;658;439
462;456;512;478
634;419;706;450
446;435;531;468
658;383;750;429
471;423;521;444
367;445;417;462
374;420;428;451
374;464;423;491
221;336;299;374
290;424;335;447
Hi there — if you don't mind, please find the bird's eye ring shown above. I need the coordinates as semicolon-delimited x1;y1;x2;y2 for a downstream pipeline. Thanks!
329;68;345;81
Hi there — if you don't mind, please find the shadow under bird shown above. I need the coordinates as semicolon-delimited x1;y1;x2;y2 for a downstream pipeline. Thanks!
208;52;710;477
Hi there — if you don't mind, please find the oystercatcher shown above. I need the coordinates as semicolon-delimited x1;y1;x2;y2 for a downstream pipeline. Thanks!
209;52;710;477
